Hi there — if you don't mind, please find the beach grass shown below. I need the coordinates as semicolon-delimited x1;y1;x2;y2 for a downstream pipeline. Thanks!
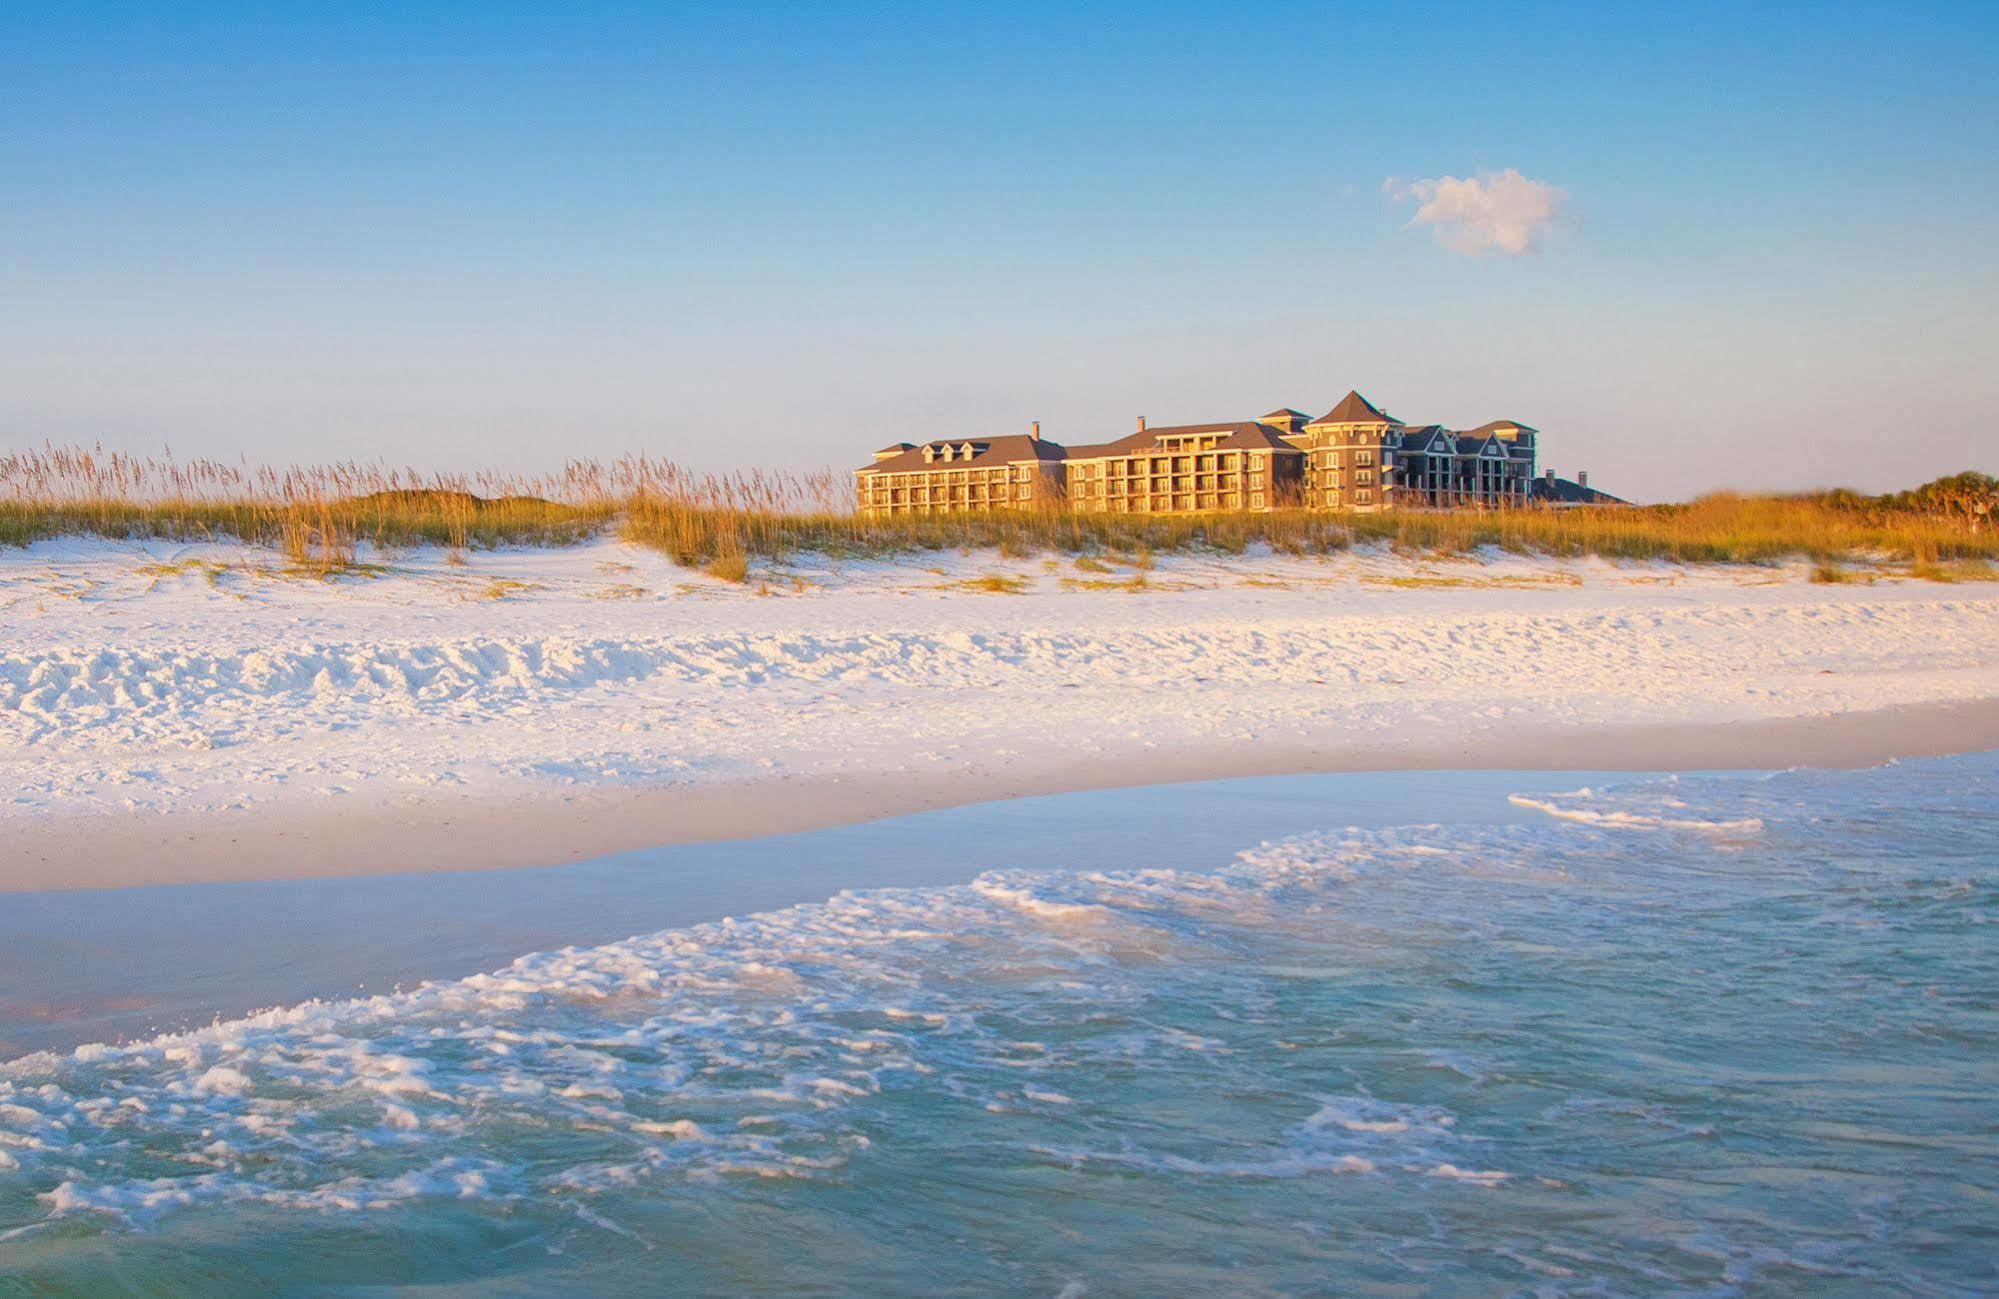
702;551;750;584
618;494;1999;569
4;444;1994;575
948;574;1032;594
0;493;612;573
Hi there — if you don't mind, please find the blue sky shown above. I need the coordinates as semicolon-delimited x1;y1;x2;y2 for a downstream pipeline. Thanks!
3;2;1995;499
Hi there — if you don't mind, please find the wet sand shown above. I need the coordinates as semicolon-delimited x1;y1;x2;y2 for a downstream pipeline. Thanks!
8;695;1999;893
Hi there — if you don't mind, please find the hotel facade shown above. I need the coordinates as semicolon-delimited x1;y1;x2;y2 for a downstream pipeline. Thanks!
856;390;1542;516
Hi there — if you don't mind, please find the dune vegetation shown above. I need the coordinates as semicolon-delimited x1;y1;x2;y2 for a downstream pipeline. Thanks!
0;446;646;573
2;443;1993;578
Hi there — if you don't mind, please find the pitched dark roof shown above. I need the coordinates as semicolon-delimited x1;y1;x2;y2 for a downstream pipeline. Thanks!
1061;421;1300;459
1309;390;1393;425
1217;423;1302;451
1533;476;1629;505
1061;428;1170;459
1396;425;1447;451
863;405;1393;474
858;434;1065;474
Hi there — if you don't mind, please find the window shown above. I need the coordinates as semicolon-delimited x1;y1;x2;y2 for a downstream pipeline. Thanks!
1357;490;1372;504
1356;452;1373;467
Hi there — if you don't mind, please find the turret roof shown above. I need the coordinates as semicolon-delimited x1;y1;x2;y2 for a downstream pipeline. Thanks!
1309;390;1394;425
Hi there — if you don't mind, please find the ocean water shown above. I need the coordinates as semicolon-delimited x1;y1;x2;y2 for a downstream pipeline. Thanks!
2;756;1996;1296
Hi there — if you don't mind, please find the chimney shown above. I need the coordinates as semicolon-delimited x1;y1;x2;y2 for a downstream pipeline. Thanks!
1031;420;1041;439
1578;470;1589;489
1544;468;1555;485
1137;415;1147;432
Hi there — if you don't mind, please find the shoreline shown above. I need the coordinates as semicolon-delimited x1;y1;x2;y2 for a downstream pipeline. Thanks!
0;767;1601;1060
10;695;1999;894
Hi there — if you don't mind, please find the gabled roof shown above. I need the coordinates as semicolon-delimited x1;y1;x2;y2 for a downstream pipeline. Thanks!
1309;390;1394;426
1260;408;1311;421
1463;419;1538;436
1452;433;1506;456
1396;425;1447;451
858;434;1065;474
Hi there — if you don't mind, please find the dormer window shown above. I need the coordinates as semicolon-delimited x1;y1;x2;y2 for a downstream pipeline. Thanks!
958;442;975;459
922;444;938;463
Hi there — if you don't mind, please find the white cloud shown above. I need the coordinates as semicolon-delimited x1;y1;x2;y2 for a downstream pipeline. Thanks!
1386;169;1569;257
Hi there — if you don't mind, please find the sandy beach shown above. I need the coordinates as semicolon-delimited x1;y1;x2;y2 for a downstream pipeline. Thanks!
5;537;1998;892
13;8;1998;1288
8;697;1999;893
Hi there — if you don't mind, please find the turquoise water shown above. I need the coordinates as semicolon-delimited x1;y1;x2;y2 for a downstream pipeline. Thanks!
3;756;1996;1295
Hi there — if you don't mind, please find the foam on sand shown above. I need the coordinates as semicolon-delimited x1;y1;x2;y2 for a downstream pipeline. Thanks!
1506;791;1765;834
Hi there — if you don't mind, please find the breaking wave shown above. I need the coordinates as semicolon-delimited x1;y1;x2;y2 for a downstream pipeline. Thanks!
3;755;1996;1295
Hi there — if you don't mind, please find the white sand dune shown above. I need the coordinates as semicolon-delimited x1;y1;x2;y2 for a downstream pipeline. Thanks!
3;537;1996;889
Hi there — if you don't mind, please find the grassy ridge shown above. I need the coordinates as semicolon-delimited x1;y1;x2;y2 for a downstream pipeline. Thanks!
3;444;1994;576
0;496;612;548
620;493;1999;570
0;447;824;572
0;495;614;572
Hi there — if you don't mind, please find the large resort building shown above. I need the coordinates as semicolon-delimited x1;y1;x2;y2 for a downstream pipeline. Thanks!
856;389;1556;516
